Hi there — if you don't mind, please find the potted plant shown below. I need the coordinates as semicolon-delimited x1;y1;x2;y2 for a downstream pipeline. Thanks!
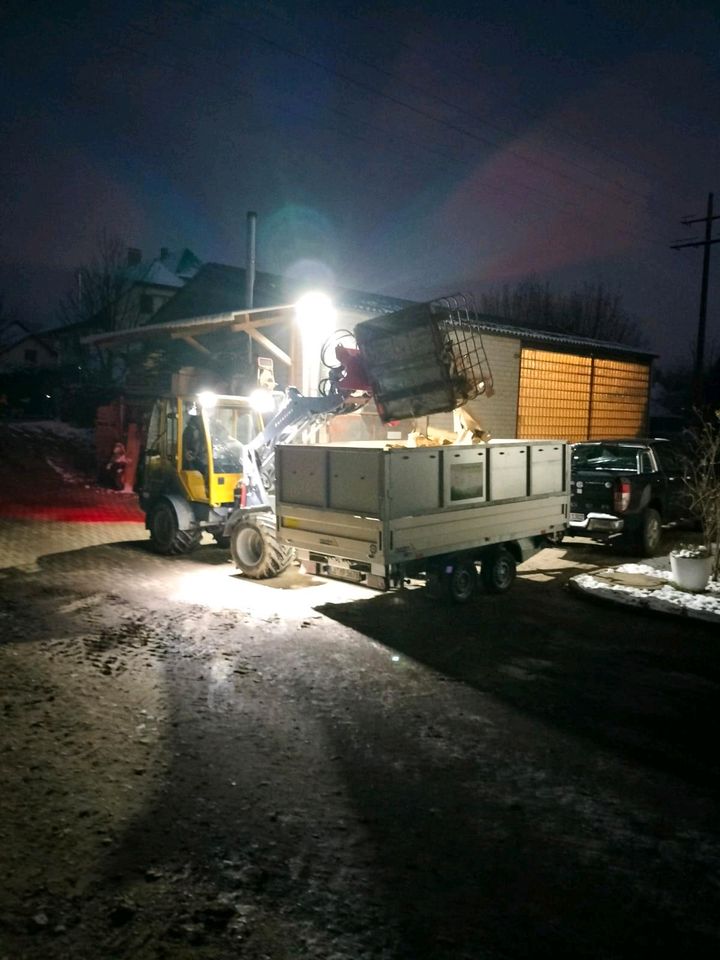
669;543;713;592
679;408;720;587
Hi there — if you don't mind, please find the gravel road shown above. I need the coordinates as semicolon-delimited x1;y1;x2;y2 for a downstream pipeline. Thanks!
2;519;719;959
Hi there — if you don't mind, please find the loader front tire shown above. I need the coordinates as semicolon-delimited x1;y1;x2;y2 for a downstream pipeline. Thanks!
149;500;201;555
230;513;294;579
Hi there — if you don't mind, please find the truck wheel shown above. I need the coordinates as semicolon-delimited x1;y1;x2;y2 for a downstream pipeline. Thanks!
481;547;516;593
449;561;478;603
149;501;201;555
230;513;294;579
635;508;662;557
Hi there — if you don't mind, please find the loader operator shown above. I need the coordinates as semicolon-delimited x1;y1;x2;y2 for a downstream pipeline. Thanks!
182;414;207;472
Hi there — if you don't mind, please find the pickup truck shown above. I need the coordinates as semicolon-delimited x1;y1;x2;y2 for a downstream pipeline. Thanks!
565;438;691;555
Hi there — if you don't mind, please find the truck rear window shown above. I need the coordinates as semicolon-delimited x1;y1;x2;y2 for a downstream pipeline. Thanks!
572;445;640;471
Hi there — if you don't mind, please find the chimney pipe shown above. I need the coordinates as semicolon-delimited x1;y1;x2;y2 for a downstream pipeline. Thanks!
245;211;257;309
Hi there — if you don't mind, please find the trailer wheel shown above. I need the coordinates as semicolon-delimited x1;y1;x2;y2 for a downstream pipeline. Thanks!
449;561;478;603
149;500;201;555
230;513;294;579
481;547;516;593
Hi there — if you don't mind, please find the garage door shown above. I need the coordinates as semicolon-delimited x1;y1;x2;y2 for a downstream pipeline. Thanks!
517;349;649;442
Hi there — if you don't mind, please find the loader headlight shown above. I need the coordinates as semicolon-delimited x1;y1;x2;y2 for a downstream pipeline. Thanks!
249;389;276;413
197;391;218;409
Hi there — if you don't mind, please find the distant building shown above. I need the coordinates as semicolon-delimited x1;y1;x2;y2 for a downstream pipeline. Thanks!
52;246;202;371
122;246;202;326
0;320;58;372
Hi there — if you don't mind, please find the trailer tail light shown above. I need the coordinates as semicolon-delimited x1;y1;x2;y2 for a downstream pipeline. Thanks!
614;479;631;513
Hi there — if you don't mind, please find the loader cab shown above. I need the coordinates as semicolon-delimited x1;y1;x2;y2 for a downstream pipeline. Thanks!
139;393;264;509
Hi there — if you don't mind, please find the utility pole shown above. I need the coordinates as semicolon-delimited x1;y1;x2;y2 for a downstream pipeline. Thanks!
671;192;720;408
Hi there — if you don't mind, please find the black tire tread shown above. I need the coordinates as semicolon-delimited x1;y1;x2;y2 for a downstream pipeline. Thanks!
230;513;294;579
149;501;201;555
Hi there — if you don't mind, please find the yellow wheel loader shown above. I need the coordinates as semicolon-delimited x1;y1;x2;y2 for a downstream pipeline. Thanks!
137;388;357;577
137;392;280;561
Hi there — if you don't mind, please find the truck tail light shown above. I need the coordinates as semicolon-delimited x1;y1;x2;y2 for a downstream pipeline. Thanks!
614;479;631;513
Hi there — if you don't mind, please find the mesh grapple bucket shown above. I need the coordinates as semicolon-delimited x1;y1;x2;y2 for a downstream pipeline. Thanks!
354;293;494;423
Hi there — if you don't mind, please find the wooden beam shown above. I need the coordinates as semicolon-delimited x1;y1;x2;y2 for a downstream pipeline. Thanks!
173;334;211;355
231;324;292;366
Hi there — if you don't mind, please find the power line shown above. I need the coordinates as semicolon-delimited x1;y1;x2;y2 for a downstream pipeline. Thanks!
259;0;713;208
167;0;663;218
34;9;679;270
213;0;665;208
671;192;720;404
115;8;668;248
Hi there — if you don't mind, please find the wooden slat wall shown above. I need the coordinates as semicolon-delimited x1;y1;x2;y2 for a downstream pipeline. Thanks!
589;359;650;439
516;350;592;442
516;349;649;441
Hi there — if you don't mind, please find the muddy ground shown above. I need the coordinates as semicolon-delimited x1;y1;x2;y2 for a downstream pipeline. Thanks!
1;422;719;959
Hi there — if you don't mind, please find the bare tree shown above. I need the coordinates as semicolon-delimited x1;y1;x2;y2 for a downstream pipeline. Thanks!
58;232;140;332
57;232;140;384
479;278;644;347
683;410;720;581
0;292;18;331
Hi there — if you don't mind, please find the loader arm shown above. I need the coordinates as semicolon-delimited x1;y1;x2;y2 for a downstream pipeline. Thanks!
240;388;369;509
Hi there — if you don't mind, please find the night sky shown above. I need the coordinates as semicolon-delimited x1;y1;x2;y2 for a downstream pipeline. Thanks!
2;0;719;367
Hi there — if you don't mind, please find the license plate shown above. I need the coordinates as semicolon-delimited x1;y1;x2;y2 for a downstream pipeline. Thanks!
569;513;585;522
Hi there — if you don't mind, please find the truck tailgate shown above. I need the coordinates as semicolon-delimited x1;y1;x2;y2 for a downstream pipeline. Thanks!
570;470;618;519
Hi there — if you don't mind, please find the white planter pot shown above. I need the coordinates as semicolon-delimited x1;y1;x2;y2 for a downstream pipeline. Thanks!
670;553;712;592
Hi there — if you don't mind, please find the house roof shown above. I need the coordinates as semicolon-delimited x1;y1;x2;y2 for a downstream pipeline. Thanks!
471;314;656;361
0;320;32;351
124;260;185;289
82;271;654;365
123;248;202;289
149;263;412;326
0;322;58;357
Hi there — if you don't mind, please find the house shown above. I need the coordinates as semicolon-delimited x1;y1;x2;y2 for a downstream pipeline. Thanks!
0;320;59;372
85;263;656;443
461;319;656;443
122;247;202;325
52;246;202;370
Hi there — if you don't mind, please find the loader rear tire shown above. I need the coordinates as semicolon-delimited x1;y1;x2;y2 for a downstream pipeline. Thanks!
230;513;294;579
149;500;201;555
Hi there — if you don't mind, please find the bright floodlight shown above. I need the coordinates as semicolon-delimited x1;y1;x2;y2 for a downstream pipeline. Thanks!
197;390;218;409
295;291;336;341
249;389;276;413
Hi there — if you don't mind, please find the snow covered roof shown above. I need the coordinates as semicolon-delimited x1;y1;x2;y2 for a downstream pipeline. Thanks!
123;248;202;289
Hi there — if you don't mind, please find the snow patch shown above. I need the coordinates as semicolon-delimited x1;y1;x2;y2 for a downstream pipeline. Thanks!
572;557;720;624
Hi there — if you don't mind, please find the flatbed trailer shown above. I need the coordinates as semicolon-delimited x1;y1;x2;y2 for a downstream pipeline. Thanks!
275;439;570;601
